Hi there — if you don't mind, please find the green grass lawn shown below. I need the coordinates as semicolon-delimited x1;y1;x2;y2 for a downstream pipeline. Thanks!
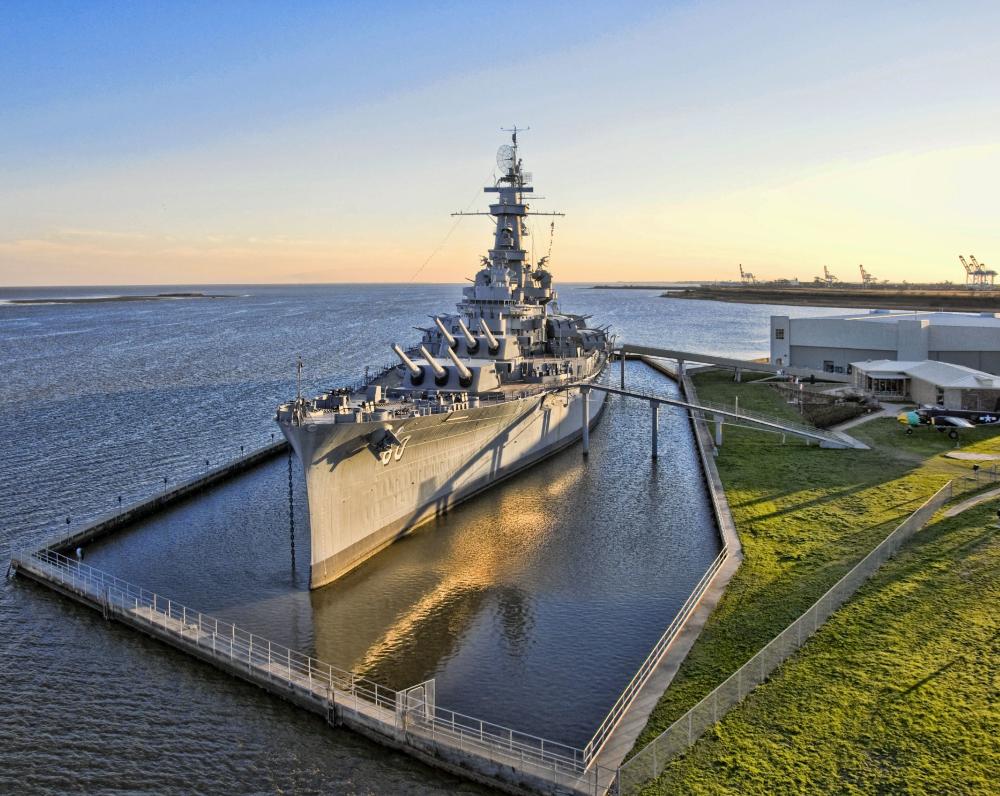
630;370;1000;793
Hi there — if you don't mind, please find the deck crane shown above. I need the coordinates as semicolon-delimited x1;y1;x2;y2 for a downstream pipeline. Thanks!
739;263;756;285
859;264;876;287
822;265;838;286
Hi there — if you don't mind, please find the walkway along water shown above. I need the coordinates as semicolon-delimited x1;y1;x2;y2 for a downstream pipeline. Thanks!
584;362;746;773
9;547;619;796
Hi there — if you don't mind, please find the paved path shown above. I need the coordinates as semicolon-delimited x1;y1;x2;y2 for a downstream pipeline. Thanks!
943;486;1000;518
830;403;906;432
944;452;1000;462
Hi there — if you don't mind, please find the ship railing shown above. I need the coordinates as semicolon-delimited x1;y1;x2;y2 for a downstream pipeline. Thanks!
580;546;730;765
10;547;616;794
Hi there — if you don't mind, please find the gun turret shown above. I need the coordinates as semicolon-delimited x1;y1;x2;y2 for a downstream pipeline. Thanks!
419;344;450;386
445;346;473;388
434;317;457;348
457;318;479;354
478;318;500;354
392;344;425;386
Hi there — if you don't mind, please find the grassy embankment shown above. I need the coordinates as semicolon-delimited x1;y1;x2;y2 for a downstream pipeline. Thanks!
632;371;1000;794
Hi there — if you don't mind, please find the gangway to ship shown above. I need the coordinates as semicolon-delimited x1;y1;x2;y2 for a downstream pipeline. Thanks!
572;348;869;455
620;343;851;383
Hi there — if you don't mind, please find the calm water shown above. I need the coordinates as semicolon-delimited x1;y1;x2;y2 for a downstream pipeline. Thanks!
0;285;855;794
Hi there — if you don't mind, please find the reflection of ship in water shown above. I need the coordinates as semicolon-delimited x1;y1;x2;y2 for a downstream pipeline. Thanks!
308;455;588;688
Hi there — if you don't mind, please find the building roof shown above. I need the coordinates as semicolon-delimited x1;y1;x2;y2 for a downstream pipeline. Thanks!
808;310;1000;328
851;359;1000;389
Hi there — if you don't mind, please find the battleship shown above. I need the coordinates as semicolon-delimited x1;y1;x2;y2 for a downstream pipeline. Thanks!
277;131;612;588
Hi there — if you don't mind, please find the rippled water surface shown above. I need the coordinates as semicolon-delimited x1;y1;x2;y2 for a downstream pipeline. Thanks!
0;285;855;794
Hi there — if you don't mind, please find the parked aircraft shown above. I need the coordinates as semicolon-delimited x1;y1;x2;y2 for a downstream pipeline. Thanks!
897;406;1000;438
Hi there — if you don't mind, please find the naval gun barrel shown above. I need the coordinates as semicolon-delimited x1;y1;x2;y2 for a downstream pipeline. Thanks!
434;317;457;348
456;318;479;353
393;344;426;385
478;318;500;354
445;346;473;388
418;344;450;386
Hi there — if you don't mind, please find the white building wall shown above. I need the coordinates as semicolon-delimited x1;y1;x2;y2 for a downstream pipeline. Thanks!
909;377;940;406
770;315;790;366
895;320;930;361
788;317;899;349
778;313;1000;375
789;345;896;372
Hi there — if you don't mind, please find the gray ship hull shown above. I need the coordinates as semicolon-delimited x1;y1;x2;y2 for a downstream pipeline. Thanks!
283;384;608;589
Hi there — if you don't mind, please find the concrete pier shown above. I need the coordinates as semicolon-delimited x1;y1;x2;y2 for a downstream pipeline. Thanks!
11;548;616;796
48;440;288;555
588;364;744;773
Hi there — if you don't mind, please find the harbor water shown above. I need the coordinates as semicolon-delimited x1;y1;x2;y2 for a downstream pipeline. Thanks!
0;285;855;794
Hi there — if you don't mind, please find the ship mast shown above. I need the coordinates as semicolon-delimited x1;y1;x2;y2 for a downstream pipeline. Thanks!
450;129;570;356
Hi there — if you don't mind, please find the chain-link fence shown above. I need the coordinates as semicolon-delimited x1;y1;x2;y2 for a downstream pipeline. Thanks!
617;480;954;795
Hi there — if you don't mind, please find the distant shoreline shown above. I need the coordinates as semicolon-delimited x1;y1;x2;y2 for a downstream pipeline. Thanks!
592;284;689;290
9;292;236;305
664;286;1000;312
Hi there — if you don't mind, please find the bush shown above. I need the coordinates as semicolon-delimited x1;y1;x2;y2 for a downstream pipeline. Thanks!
801;402;865;428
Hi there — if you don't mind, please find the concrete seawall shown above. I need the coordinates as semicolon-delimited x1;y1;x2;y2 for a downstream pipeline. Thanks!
590;358;744;772
47;440;289;555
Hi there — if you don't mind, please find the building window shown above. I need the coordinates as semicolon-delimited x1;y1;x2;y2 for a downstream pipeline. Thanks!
775;328;785;340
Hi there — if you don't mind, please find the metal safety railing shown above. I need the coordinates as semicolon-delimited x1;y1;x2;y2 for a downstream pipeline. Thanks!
582;546;730;765
685;396;859;448
16;548;397;710
616;480;954;795
10;547;617;795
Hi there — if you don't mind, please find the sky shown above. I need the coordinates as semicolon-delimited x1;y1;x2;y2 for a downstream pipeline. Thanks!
2;0;999;287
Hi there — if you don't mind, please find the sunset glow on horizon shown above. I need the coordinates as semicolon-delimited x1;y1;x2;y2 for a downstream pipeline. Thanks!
3;1;999;287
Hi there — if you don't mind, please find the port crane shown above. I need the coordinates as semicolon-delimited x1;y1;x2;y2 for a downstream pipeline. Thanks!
960;254;997;288
859;264;876;287
820;265;838;286
739;263;756;285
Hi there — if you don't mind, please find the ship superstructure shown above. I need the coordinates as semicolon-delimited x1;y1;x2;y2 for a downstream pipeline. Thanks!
277;131;612;588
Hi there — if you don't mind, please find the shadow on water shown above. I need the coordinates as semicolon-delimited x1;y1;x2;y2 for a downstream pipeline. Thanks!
83;361;719;747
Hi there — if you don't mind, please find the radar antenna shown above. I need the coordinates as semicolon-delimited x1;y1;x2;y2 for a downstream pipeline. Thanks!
501;125;529;146
496;144;515;173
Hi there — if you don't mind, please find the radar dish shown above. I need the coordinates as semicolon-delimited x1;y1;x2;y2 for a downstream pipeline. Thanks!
496;144;515;172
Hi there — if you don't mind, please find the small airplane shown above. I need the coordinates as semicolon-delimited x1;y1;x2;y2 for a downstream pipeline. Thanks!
897;405;1000;438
